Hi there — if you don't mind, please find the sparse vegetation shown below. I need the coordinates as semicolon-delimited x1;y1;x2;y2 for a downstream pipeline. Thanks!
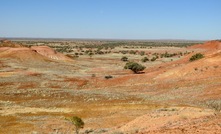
189;53;204;61
206;100;221;112
2;39;219;134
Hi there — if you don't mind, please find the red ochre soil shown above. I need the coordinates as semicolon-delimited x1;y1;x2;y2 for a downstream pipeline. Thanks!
0;40;221;133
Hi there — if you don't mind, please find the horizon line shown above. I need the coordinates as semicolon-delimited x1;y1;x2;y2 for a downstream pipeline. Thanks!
0;37;207;42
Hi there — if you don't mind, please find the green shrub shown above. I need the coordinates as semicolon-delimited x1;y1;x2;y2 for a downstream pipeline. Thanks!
121;56;128;62
105;75;113;79
124;62;146;73
65;116;84;134
151;57;157;61
141;57;149;62
189;53;204;61
88;52;93;57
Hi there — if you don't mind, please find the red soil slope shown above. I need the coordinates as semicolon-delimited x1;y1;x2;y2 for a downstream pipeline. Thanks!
31;46;72;61
0;41;73;62
116;107;218;134
0;47;53;63
189;40;221;50
109;41;221;133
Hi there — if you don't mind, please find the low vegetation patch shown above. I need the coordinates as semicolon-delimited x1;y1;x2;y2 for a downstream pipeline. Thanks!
206;100;221;112
189;53;204;61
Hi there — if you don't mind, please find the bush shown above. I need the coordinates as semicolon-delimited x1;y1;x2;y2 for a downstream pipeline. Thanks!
141;57;149;62
189;53;204;61
105;75;113;79
140;51;145;56
121;56;128;62
129;50;136;54
88;52;93;57
124;62;146;73
91;74;96;77
65;116;84;134
151;57;157;61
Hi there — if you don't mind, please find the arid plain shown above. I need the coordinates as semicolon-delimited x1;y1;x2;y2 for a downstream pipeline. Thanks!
0;39;221;134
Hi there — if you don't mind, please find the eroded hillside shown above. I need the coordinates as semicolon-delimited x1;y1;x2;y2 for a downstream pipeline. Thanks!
0;40;221;133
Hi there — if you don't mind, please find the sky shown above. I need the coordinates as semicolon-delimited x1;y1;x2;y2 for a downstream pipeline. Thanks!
0;0;221;40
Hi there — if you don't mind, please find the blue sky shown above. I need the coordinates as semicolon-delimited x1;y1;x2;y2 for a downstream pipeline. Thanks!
0;0;221;40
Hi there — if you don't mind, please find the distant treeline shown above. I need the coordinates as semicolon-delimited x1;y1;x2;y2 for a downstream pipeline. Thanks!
13;40;203;49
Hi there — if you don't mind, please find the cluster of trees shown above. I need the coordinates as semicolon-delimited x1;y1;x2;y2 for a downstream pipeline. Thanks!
101;41;201;48
16;40;196;63
121;50;194;73
34;40;195;59
53;45;73;53
76;44;115;50
118;50;190;58
17;40;202;51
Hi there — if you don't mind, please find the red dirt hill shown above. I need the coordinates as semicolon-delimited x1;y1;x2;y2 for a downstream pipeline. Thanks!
31;46;72;61
0;47;52;63
0;40;73;63
157;40;221;80
189;40;221;50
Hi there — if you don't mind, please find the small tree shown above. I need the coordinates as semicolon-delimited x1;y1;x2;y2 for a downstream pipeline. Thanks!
189;53;204;61
66;116;84;134
121;56;128;62
124;62;146;74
